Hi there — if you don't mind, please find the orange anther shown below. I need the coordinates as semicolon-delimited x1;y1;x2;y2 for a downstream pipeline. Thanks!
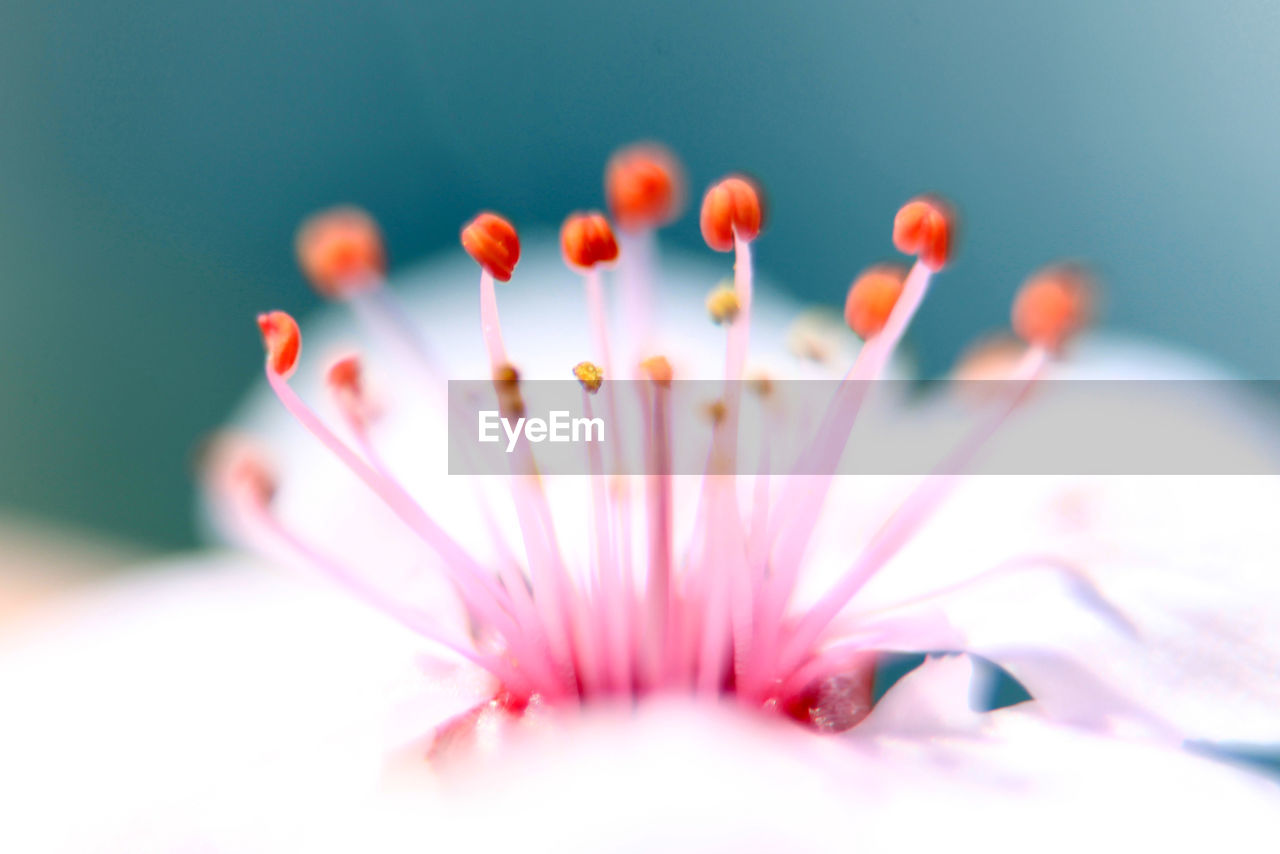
295;207;386;298
605;143;684;231
893;196;955;271
461;213;521;282
561;212;620;270
844;264;909;339
257;311;301;378
1011;265;1094;352
640;355;673;387
700;176;763;252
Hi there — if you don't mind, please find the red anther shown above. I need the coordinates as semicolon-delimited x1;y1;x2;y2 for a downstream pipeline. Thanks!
844;264;909;340
228;449;276;508
893;196;955;271
605;143;684;231
326;354;362;394
295;207;386;298
327;354;376;426
257;311;301;378
461;213;521;282
561;212;620;270
1011;264;1094;352
203;434;277;509
700;176;763;252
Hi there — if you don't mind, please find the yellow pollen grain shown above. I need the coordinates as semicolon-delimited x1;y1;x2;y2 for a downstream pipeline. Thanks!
706;284;740;325
573;361;604;393
786;310;845;364
747;370;774;398
492;362;524;416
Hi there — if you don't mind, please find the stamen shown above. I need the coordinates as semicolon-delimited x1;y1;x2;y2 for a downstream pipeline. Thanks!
256;311;301;379
688;180;765;694
892;195;955;272
700;176;763;252
701;176;762;473
750;202;953;695
461;212;521;283
489;360;579;688
764;202;955;557
236;144;1107;725
326;354;374;431
462;213;520;370
572;361;604;394
638;359;674;687
492;362;525;417
563;214;621;384
606;143;684;363
563;216;633;659
605;143;684;232
326;356;551;672
254;313;563;688
576;374;625;691
202;433;278;512
464;220;588;690
640;355;673;386
296;207;386;299
204;437;529;691
843;264;908;340
695;176;764;695
561;212;620;271
705;284;741;325
777;314;1078;676
1012;264;1094;352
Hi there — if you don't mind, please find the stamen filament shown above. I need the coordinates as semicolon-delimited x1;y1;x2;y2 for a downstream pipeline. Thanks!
248;502;528;692
617;231;657;364
749;258;939;694
479;270;509;369
262;367;570;686
777;345;1050;674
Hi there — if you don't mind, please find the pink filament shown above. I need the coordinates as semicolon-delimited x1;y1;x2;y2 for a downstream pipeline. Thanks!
251;202;1080;725
777;345;1050;674
479;270;509;369
249;502;525;691
617;230;657;365
745;260;937;694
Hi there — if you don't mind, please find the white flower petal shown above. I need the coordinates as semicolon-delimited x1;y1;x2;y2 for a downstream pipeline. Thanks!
362;699;1280;853
0;555;491;852
858;653;988;736
816;337;1280;743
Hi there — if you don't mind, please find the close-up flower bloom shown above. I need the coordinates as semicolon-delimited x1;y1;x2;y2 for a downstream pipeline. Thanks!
3;139;1279;852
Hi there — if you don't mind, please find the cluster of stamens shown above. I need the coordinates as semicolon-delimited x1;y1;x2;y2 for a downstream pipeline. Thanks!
219;142;1091;732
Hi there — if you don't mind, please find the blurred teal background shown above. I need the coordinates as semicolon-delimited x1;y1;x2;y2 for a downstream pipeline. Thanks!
2;0;1279;549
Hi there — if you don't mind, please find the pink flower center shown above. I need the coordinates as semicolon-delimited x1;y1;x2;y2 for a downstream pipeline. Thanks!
211;145;1091;733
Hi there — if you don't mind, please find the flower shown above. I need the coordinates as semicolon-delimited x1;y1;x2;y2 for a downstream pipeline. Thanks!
4;144;1280;851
